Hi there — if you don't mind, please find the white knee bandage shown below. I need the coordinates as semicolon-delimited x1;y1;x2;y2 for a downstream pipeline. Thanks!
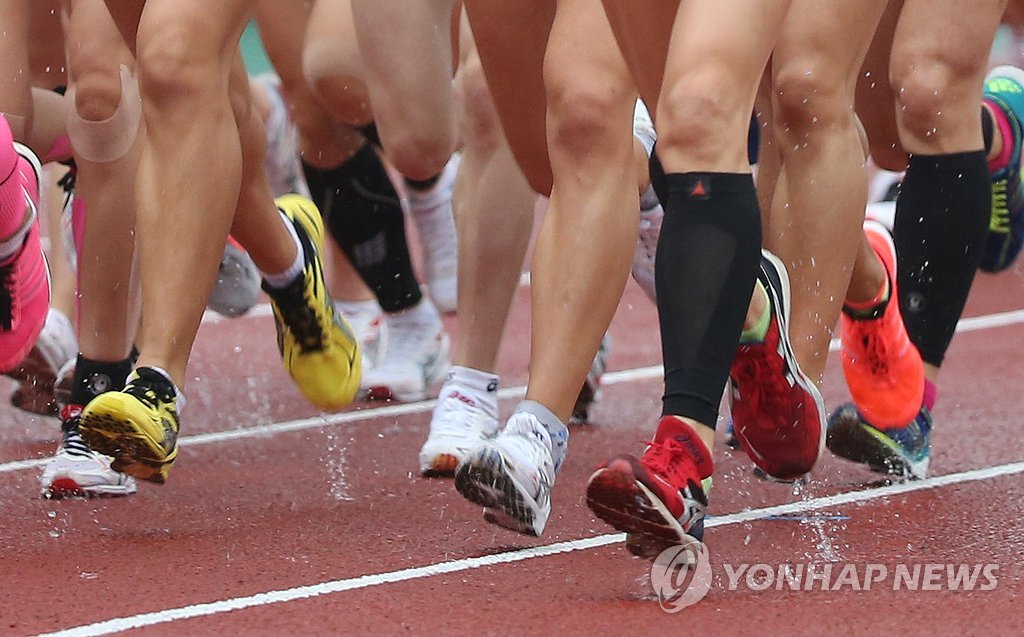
66;65;142;163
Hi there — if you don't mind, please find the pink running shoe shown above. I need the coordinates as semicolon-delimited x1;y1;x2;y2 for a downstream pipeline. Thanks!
0;131;48;372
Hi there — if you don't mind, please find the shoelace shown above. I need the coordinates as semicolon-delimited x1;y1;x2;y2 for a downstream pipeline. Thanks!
732;344;793;428
274;278;326;353
991;179;1010;234
641;438;702;495
126;376;176;412
61;421;95;459
848;315;899;377
58;408;94;459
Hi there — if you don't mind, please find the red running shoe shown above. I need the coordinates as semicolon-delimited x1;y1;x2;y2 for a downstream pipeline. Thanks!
729;250;825;482
840;221;924;428
586;416;712;559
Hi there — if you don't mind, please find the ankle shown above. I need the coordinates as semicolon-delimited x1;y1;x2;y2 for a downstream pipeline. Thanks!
843;274;890;319
740;282;771;343
656;415;714;477
443;366;499;413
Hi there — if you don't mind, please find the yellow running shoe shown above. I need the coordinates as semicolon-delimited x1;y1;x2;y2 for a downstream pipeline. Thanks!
264;194;361;410
78;367;180;484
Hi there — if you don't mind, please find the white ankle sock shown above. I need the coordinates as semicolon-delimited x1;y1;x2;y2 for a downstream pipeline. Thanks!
443;365;499;414
261;210;304;289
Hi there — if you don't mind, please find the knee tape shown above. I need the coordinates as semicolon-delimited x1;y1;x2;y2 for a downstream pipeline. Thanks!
66;65;142;163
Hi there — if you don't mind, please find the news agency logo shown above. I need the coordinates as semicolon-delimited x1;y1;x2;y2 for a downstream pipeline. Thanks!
650;542;713;612
652;545;999;612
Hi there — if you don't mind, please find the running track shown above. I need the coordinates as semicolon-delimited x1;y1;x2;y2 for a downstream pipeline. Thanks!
2;265;1023;636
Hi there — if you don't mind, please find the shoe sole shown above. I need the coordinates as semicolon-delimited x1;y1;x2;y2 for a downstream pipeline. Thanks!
79;402;175;485
43;477;136;499
420;453;460;478
454;448;548;536
736;250;827;480
826;405;929;480
585;467;701;560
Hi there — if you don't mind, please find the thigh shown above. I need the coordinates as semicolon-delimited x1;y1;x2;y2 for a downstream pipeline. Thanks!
135;0;253;73
254;0;311;85
600;0;677;114
464;0;554;193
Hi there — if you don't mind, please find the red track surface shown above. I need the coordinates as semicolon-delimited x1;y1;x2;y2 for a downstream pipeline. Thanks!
2;265;1023;636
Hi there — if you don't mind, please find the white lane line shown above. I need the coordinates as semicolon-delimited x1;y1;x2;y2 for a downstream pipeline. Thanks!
4;306;1024;477
34;459;1024;637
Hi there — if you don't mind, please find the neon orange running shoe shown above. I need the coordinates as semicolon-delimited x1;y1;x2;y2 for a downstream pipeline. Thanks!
840;221;924;428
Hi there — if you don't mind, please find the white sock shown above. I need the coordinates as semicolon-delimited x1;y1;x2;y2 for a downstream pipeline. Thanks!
260;210;304;289
442;365;499;416
133;365;187;413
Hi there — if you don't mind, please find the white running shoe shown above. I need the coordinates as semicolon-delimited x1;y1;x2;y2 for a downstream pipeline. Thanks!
7;308;78;416
41;413;137;498
632;204;662;303
361;302;450;402
454;409;560;536
253;73;309;198
335;299;386;371
420;381;500;476
406;154;460;313
208;240;262;317
631;99;660;303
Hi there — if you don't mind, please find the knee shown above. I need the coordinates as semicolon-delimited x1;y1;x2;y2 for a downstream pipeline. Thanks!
303;41;373;126
772;63;851;141
66;36;128;121
657;69;740;161
136;19;218;107
70;63;127;122
890;54;979;142
385;130;455;181
546;77;632;160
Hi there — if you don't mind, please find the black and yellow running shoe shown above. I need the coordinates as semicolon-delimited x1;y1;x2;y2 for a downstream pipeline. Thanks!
78;367;180;484
264;194;361;410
